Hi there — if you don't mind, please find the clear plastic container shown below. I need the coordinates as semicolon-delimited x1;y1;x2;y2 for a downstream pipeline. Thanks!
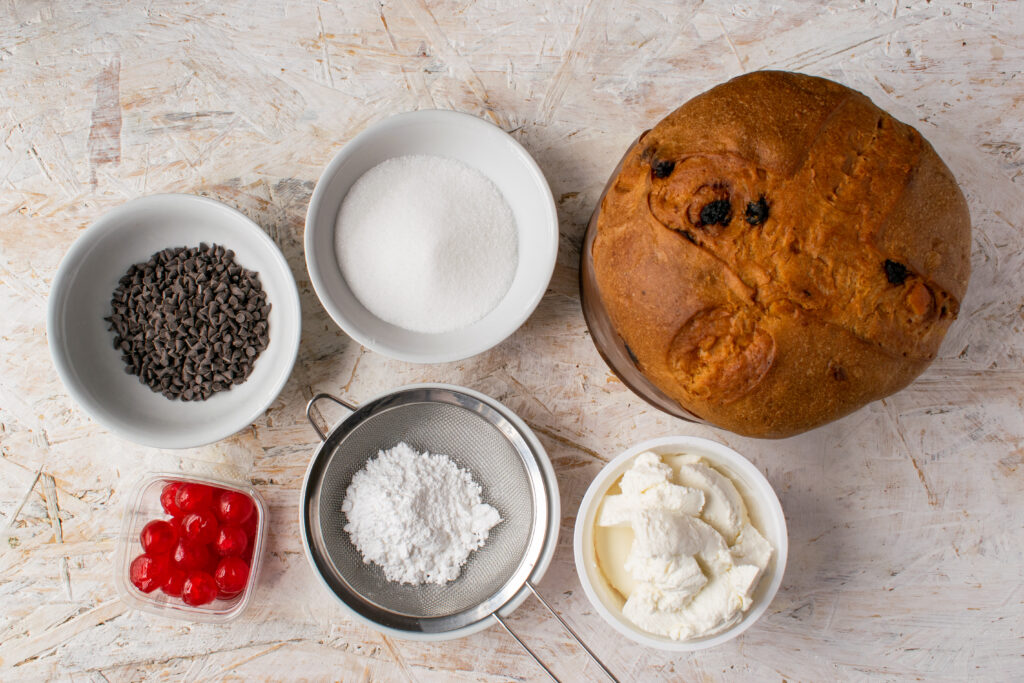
114;472;267;622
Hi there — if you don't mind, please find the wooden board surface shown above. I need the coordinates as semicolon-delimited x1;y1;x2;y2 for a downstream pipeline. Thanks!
2;0;1022;680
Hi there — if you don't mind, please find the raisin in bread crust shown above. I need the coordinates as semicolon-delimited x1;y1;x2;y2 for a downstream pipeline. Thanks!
591;71;971;438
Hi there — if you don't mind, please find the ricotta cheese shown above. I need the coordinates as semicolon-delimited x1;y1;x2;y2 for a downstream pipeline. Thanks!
595;451;773;640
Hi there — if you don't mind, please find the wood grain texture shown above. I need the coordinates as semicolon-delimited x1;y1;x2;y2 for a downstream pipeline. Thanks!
1;0;1022;680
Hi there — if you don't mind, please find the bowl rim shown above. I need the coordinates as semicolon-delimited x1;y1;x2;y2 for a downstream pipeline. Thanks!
573;435;788;651
297;382;561;641
304;108;558;364
46;192;302;449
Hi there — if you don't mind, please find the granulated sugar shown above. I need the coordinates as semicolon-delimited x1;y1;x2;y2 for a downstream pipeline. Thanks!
334;154;518;333
341;442;502;585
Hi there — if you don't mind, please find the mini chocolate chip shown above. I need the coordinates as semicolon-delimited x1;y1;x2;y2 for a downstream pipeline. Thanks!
107;242;271;402
745;196;770;225
699;199;732;227
652;159;675;179
884;259;910;285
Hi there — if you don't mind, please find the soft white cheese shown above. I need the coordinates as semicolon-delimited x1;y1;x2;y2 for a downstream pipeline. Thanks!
673;460;748;543
598;457;704;527
596;451;773;640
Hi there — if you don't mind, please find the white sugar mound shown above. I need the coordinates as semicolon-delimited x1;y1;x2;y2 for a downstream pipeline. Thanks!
334;154;518;334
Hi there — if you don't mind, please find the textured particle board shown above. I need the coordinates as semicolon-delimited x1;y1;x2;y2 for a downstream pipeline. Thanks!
1;0;1022;680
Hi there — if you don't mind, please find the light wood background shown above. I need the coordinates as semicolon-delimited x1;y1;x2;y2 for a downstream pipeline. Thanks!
2;0;1022;680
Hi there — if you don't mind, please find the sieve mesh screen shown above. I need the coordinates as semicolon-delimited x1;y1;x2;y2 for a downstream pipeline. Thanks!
315;401;534;618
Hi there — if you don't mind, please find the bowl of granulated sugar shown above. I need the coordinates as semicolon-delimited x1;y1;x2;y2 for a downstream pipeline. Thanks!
304;110;558;363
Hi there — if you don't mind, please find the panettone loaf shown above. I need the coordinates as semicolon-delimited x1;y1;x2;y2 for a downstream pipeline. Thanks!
591;71;971;438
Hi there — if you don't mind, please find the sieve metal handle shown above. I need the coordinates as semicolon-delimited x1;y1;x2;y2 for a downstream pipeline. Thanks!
494;581;620;683
306;393;358;442
494;613;557;682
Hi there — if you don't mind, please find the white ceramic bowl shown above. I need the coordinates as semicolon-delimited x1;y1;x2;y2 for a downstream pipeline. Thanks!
47;194;302;449
574;435;788;650
304;109;558;364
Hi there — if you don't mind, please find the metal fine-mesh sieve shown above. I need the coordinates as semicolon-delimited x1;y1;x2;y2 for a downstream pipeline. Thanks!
300;385;616;682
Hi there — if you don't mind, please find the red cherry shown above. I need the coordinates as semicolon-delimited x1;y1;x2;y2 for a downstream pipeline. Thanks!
242;511;259;539
140;519;178;554
175;483;215;513
214;525;248;557
216;587;242;601
214;557;249;595
181;509;219;545
182;571;218;606
216;490;255;525
171;539;212;571
170;515;185;535
242;513;259;562
206;548;222;573
162;566;186;597
160;482;184;517
130;553;170;593
242;536;255;563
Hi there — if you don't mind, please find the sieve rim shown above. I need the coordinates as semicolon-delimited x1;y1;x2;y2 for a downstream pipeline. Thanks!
299;383;560;641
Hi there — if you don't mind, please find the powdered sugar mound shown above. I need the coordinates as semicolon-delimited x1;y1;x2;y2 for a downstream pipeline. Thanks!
341;442;502;585
334;154;518;334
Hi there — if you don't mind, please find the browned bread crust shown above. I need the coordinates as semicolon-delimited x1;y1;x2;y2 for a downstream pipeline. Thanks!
591;71;971;438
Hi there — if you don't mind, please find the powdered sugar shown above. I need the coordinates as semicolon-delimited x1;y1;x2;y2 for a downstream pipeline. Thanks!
340;442;502;585
334;154;518;334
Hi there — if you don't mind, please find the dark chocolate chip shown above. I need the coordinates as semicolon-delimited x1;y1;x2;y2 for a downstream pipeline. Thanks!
884;259;910;285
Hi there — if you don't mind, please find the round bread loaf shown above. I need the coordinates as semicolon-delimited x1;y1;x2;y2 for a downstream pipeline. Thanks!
591;71;971;438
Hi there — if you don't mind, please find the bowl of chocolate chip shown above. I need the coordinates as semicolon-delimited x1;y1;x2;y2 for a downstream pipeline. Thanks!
47;194;301;448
